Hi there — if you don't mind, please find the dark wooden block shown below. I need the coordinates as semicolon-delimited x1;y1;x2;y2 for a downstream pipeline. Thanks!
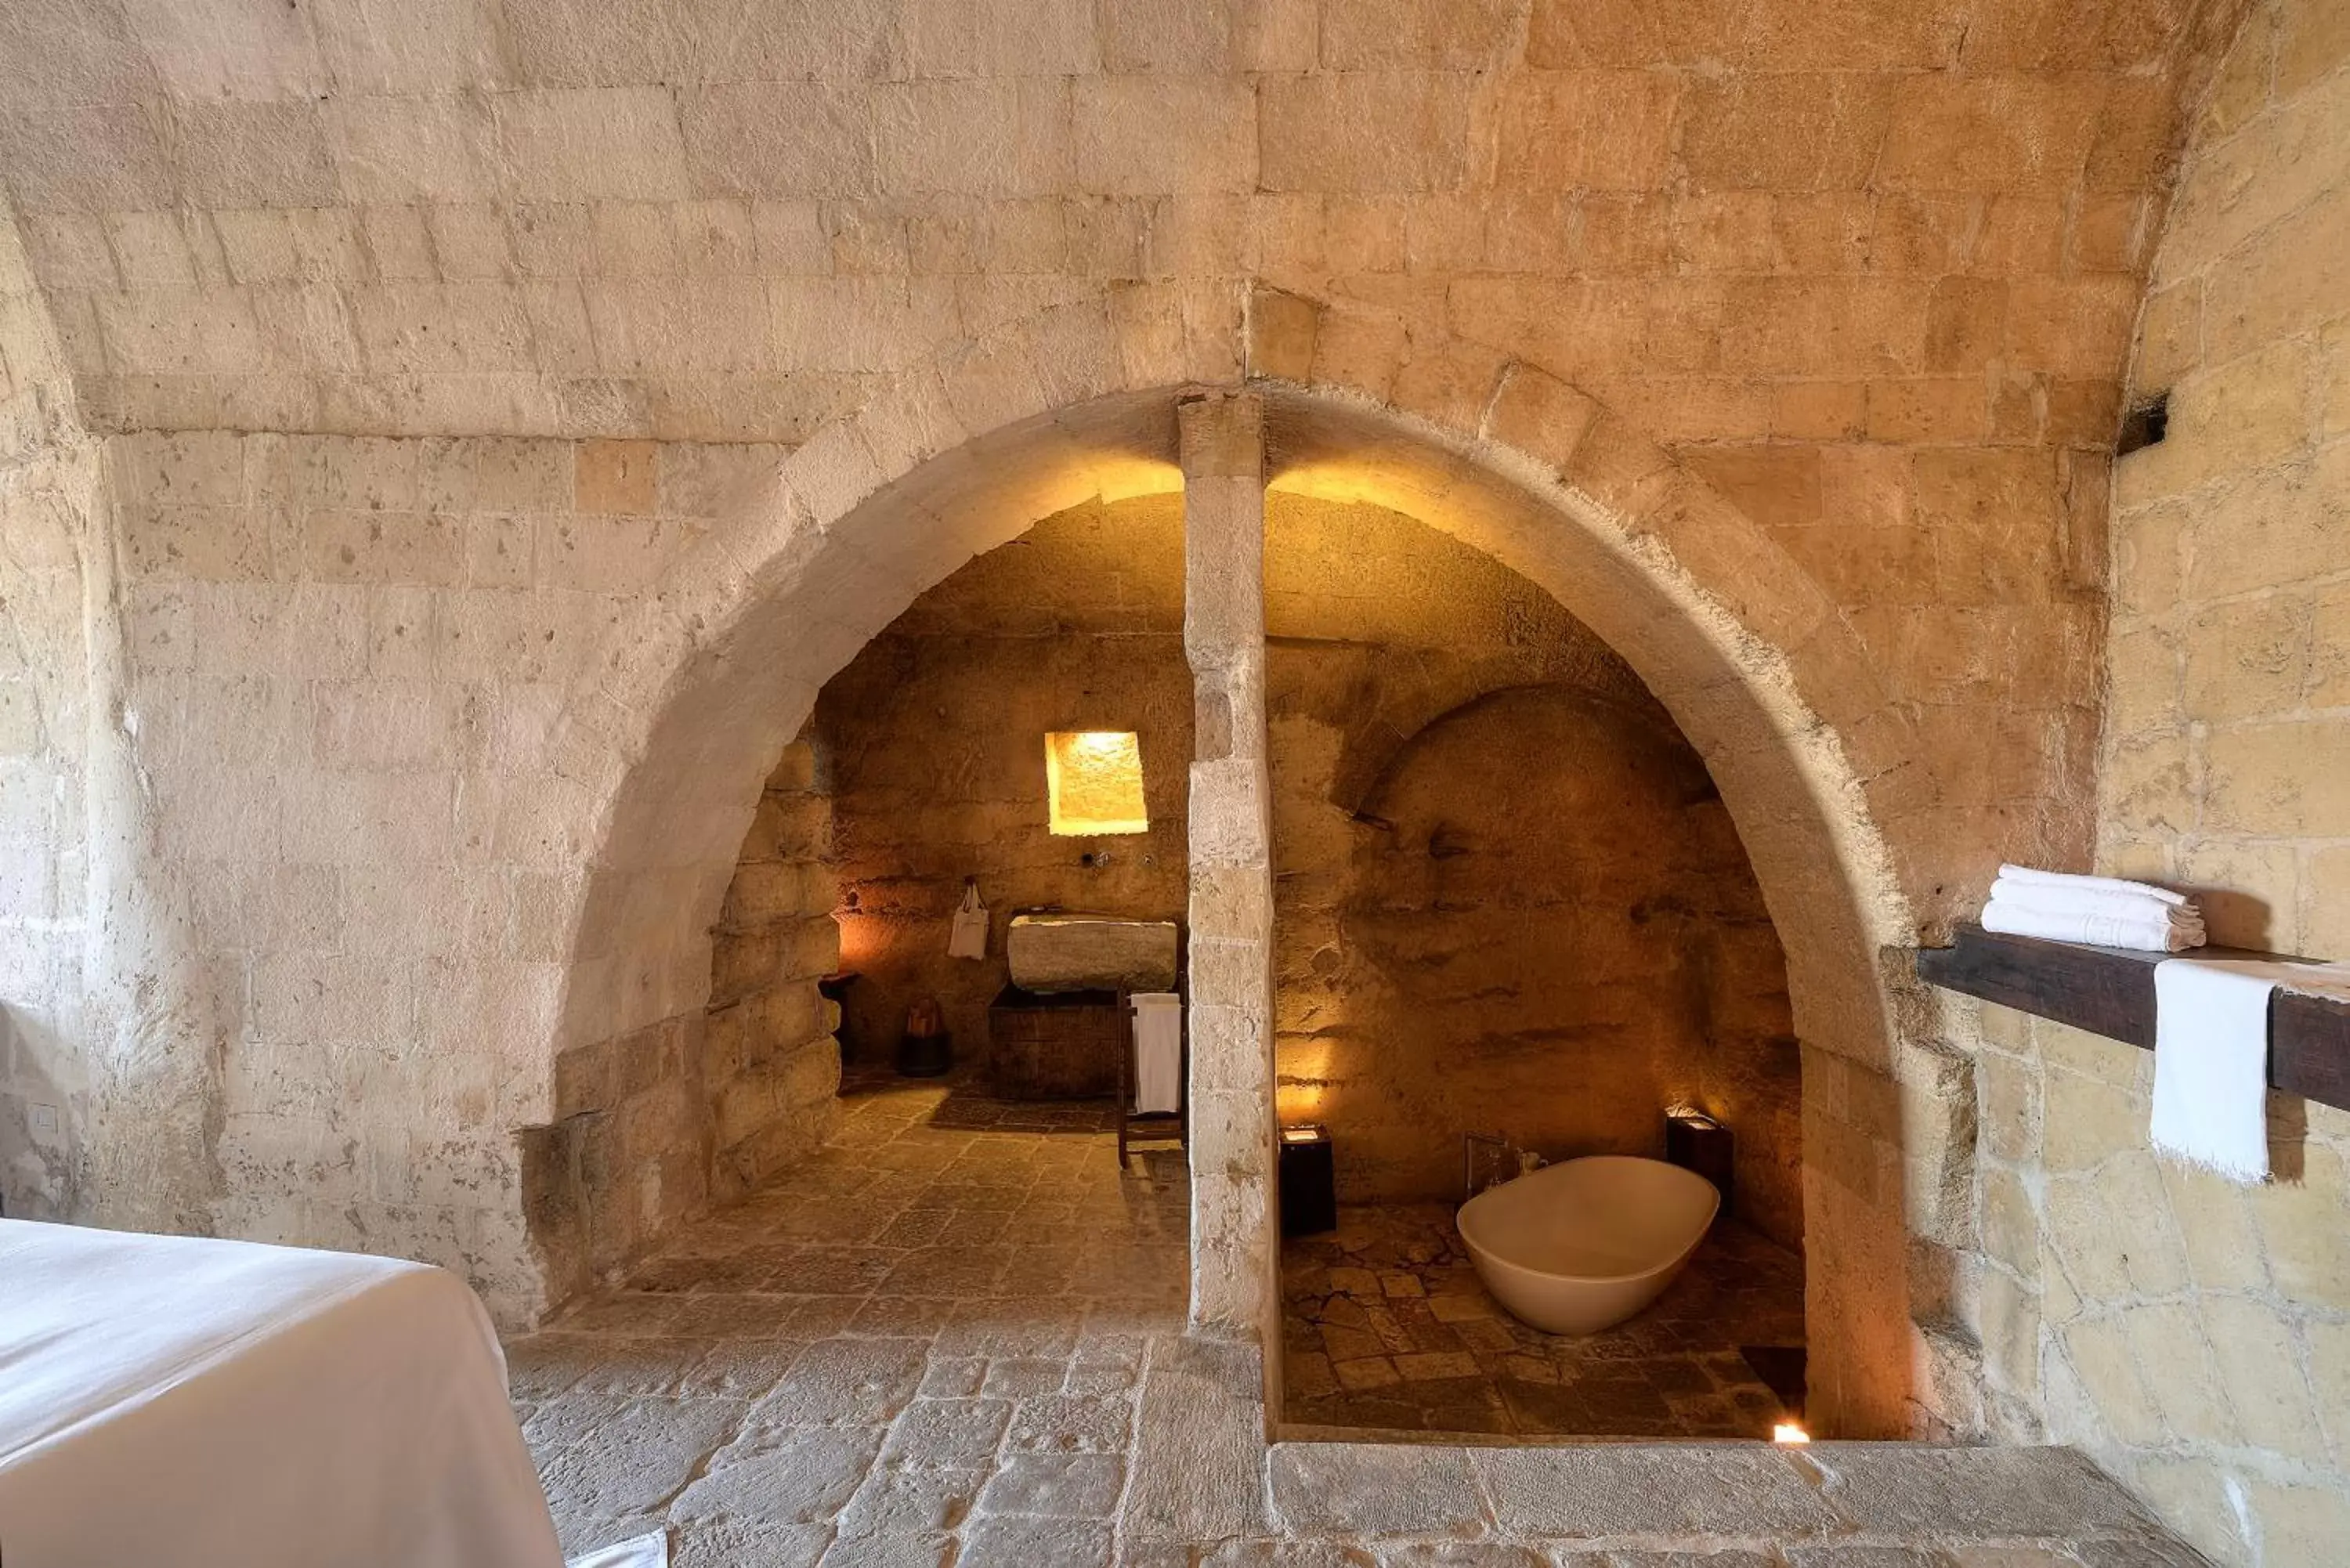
986;984;1123;1100
1917;923;2350;1115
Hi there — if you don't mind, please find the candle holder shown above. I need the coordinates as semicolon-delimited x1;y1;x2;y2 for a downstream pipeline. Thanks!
1278;1122;1336;1237
1664;1107;1734;1215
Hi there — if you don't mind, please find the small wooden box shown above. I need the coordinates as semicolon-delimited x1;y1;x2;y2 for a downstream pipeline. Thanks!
986;985;1123;1100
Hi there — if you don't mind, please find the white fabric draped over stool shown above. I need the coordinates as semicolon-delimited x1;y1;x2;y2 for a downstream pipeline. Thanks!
1131;991;1184;1115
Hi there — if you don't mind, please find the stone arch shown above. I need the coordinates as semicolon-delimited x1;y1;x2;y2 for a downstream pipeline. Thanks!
522;283;1965;1440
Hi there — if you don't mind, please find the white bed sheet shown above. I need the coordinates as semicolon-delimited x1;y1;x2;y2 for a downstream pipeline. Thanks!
0;1218;565;1568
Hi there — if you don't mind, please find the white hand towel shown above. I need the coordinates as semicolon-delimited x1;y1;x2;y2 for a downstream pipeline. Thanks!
1998;864;2188;906
1983;899;2204;952
2152;959;2350;1184
1131;992;1184;1116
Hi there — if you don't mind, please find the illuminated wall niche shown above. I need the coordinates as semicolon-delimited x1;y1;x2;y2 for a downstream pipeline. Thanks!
1045;731;1148;836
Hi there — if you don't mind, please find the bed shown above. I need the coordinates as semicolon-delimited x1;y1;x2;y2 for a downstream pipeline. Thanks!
0;1218;566;1568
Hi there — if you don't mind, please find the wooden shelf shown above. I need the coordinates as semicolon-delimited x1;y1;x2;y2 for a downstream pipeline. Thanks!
1918;923;2350;1114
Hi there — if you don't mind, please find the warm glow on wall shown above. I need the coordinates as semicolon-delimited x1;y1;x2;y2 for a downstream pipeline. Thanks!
1045;731;1148;836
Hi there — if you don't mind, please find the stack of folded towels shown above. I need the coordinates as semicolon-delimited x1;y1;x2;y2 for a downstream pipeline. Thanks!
1980;864;2206;952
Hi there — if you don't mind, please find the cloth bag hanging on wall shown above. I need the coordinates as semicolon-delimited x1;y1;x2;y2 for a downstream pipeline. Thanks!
947;880;989;959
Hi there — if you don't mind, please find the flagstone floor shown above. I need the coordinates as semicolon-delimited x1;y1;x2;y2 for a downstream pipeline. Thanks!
506;1069;2208;1567
1282;1203;1806;1439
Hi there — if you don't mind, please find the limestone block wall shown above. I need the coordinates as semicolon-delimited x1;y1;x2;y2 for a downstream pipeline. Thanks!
1972;3;2350;1562
705;738;841;1204
59;423;780;1318
0;0;2258;941
0;200;96;1217
1263;502;1800;1242
2102;0;2350;952
814;499;1194;1068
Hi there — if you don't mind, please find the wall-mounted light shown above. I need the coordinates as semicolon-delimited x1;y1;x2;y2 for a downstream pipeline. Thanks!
1045;730;1149;836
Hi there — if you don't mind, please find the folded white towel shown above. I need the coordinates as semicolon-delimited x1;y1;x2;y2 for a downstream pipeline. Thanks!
1982;899;2204;952
2151;959;2350;1183
1989;873;2193;923
1131;992;1183;1116
1998;864;2188;906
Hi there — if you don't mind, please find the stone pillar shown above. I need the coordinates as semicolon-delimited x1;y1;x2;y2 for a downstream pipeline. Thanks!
1177;392;1277;1348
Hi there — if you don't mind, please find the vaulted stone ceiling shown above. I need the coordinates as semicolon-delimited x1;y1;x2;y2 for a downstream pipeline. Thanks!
0;0;2244;448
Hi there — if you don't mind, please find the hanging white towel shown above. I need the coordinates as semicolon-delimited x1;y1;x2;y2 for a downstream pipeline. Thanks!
1131;992;1184;1116
2152;959;2350;1184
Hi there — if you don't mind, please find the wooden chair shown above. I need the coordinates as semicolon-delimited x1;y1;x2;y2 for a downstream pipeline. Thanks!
1115;987;1188;1169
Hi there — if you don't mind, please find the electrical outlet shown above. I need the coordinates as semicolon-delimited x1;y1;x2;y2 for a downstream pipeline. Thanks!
28;1102;61;1149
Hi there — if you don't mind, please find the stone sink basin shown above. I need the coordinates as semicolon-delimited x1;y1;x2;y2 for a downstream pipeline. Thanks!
1006;913;1179;993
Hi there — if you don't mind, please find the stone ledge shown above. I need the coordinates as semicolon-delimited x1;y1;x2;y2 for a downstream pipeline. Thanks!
1264;1436;2175;1551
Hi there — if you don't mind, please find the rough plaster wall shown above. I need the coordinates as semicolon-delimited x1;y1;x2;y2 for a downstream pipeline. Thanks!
1263;504;1800;1242
817;496;1195;1069
1969;5;2350;1564
0;0;2255;940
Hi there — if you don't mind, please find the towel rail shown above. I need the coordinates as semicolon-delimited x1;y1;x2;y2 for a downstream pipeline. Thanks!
1917;923;2350;1115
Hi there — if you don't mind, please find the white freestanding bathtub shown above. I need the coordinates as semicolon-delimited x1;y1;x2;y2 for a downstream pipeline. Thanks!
1456;1156;1721;1335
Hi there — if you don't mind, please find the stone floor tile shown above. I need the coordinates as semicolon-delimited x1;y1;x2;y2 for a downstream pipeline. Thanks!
974;1452;1129;1517
1375;1545;1553;1566
667;1424;884;1532
817;1534;953;1568
682;1338;808;1396
1805;1445;2160;1537
960;1515;1116;1567
667;1518;829;1567
879;1396;1014;1468
2066;1540;2214;1568
1192;1543;1373;1566
754;1338;929;1426
1472;1446;1840;1539
982;1355;1072;1397
538;1395;750;1519
833;1464;984;1537
1004;1392;1137;1453
1270;1442;1488;1537
915;1356;987;1397
556;1335;717;1397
